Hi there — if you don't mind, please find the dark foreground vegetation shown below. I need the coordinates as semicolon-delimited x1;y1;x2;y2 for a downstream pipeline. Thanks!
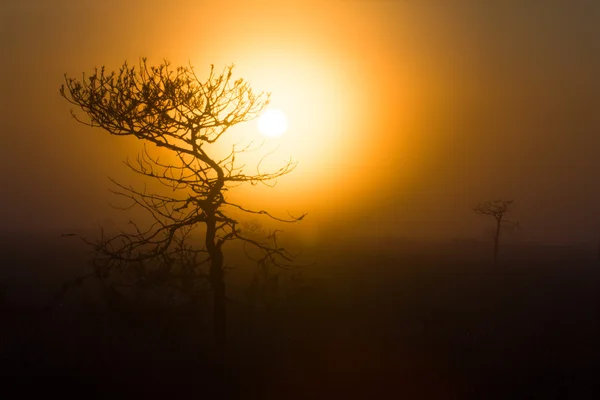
1;232;599;398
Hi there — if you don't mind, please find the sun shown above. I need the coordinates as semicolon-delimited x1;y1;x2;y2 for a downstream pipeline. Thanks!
257;108;288;138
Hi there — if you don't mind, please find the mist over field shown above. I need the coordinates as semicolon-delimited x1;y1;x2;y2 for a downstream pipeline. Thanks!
1;229;599;397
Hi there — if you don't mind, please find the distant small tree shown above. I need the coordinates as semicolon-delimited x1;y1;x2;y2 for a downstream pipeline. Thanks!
60;58;305;354
474;200;518;264
596;233;600;264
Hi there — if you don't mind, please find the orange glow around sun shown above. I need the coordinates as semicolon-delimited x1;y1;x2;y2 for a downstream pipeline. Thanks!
151;1;418;219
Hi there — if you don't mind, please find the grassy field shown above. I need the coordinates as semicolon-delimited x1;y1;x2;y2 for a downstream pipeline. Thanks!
1;232;599;398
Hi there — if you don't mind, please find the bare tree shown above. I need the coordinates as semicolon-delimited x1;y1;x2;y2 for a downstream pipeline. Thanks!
60;58;305;354
474;200;518;264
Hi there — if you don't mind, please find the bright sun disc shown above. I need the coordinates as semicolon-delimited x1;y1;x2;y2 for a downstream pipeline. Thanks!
257;108;288;138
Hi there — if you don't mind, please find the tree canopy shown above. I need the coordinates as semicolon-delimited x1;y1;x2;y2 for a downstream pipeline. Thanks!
60;58;305;350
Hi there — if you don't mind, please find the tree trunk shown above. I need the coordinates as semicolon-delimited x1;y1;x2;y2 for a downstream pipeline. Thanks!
206;218;227;357
493;218;501;265
210;251;226;356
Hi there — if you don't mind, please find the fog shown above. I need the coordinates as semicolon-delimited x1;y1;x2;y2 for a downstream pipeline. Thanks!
1;1;600;396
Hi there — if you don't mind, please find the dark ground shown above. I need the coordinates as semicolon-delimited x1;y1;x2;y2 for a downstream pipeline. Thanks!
1;232;599;399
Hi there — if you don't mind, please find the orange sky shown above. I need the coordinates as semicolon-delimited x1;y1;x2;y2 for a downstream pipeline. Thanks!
2;0;600;244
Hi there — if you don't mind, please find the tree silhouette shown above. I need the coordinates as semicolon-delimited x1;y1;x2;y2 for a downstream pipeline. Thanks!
60;58;305;354
474;200;518;264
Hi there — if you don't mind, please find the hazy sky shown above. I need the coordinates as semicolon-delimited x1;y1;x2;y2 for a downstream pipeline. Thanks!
1;0;600;244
